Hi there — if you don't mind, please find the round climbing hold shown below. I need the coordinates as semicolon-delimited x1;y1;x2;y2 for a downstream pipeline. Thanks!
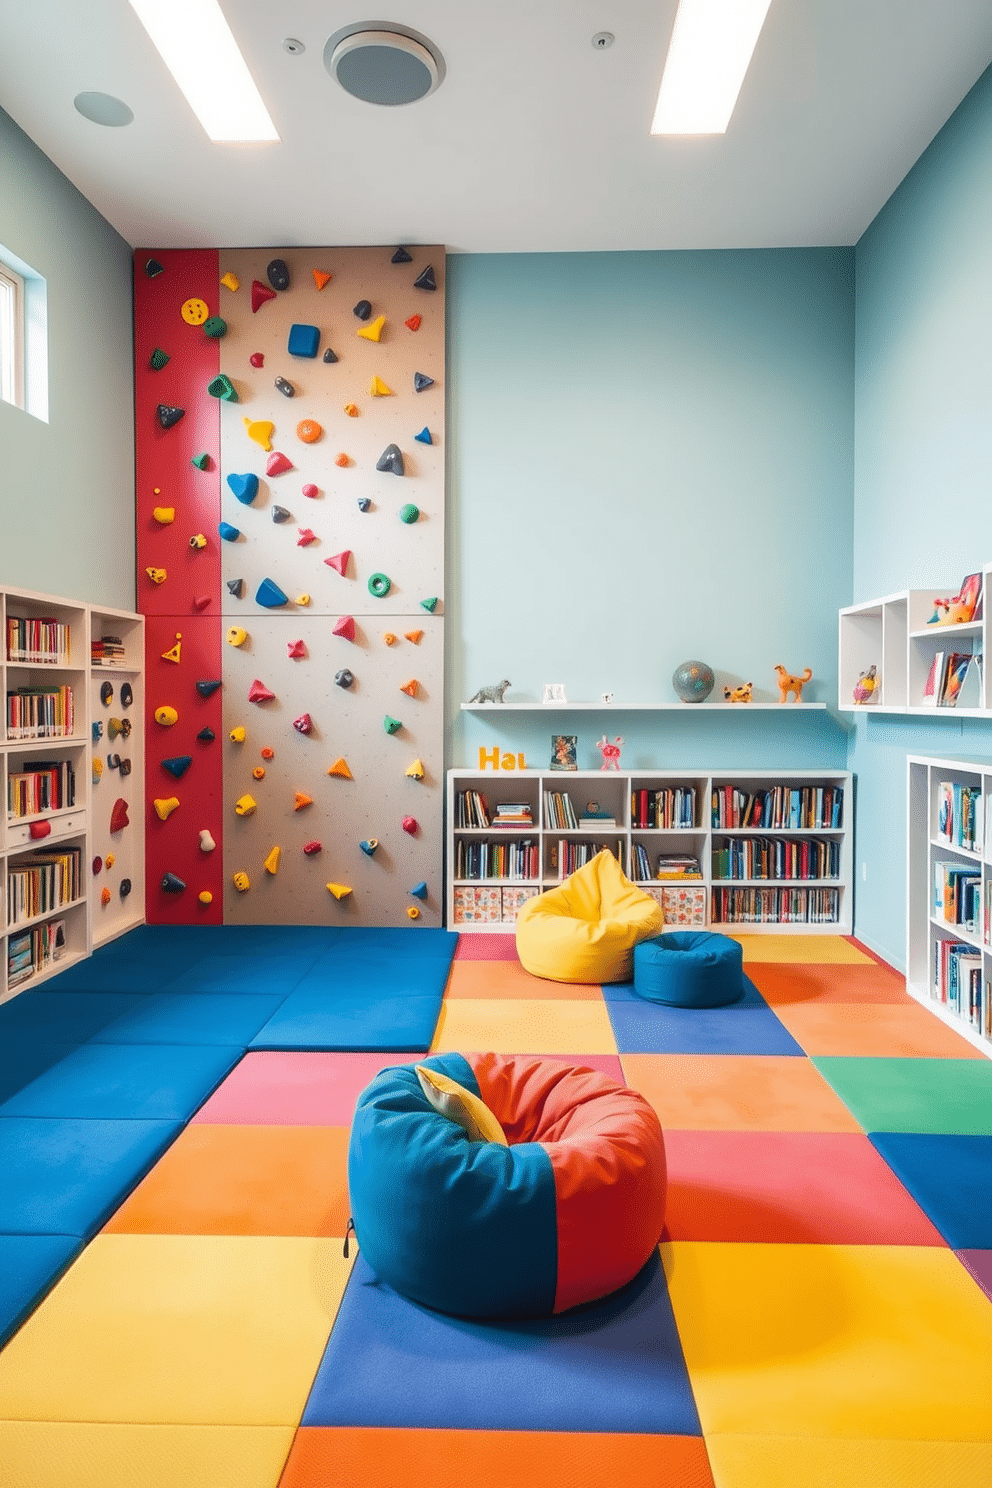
302;483;319;498
353;299;372;320
101;887;112;906
297;418;322;443
198;890;213;906
154;706;178;727
267;258;290;291
181;298;209;325
407;906;421;919
101;682;114;705
344;403;359;417
229;726;247;743
92;856;103;874
402;816;418;835
226;627;248;647
399;503;420;524
203;316;227;339
233;871;251;892
368;572;391;598
296;593;311;607
261;747;275;759
253;766;266;780
189;533;208;549
120;879;131;899
250;352;264;367
335;669;355;689
335;452;350;467
383;633;397;646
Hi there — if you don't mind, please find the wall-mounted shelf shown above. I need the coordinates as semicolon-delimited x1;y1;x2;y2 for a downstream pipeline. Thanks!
461;702;827;712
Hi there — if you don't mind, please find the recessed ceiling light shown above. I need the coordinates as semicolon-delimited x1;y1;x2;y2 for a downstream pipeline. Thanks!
324;23;444;106
128;0;279;143
650;0;772;136
73;92;134;127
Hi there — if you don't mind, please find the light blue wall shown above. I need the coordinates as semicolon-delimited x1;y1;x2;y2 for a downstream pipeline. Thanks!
446;250;854;774
852;63;992;968
0;108;135;608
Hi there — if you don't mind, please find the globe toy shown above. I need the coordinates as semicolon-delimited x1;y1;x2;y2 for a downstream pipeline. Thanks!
672;660;715;704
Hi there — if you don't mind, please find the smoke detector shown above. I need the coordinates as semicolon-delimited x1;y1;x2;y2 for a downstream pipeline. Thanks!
324;21;445;105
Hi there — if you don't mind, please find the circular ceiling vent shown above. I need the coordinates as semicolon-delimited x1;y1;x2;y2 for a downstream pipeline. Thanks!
324;22;444;106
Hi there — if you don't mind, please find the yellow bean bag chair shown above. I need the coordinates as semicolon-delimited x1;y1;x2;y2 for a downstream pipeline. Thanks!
516;850;664;983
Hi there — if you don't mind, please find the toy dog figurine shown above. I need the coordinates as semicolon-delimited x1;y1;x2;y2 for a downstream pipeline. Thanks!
723;681;753;703
774;665;812;703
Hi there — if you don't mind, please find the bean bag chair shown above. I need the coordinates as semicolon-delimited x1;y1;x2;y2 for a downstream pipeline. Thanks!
634;929;744;1007
348;1052;667;1319
515;850;664;984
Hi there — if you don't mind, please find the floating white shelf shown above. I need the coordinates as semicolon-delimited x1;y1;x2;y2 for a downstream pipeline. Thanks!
461;702;827;712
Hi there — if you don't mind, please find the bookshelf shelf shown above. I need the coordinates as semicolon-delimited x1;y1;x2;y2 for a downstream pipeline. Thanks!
461;702;827;712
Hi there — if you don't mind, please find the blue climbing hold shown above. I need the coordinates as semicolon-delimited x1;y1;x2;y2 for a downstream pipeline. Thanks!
227;472;259;505
267;258;290;291
357;497;372;512
219;522;241;542
410;881;428;900
360;838;379;856
256;577;289;608
413;372;434;392
287;323;320;358
353;299;372;320
197;727;216;742
161;872;186;893
161;755;193;779
414;427;433;444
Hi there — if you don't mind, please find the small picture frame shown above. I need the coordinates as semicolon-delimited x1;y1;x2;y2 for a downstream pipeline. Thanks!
957;572;983;623
550;735;578;771
542;683;567;704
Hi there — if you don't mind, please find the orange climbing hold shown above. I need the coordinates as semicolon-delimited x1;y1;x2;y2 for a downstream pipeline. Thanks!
344;403;359;417
312;269;332;290
405;314;422;331
294;792;313;811
383;633;397;646
328;758;352;779
297;418;322;443
404;630;424;644
335;453;350;467
400;679;419;698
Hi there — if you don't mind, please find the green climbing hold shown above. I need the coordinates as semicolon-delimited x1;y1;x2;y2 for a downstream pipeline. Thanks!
207;373;238;402
203;316;227;339
420;597;439;613
149;348;170;371
383;715;403;735
191;451;211;470
399;503;420;524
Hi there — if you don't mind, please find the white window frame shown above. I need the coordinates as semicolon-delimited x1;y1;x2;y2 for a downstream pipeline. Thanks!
0;259;25;410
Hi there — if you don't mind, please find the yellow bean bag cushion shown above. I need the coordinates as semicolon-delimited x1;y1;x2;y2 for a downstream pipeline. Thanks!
516;850;664;983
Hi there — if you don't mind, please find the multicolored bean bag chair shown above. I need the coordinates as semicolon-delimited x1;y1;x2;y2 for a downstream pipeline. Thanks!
348;1052;667;1319
515;849;664;983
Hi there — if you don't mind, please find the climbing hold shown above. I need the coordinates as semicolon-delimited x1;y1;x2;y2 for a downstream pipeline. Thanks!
157;404;185;428
203;316;227;339
335;453;350;467
402;816;418;835
266;451;293;476
275;377;295;398
101;887;112;906
229;725;247;743
405;314;422;331
357;314;386;342
93;721;104;741
368;572;391;598
248;679;276;703
242;421;274;452
404;629;423;644
120;879;131;899
121;684;133;709
399;503;419;523
325;551;351;576
218;522;241;542
353;299;372;320
146;567;167;585
199;829;216;852
220;271;240;292
313;268;332;290
110;798;130;832
101;681;114;706
293;713;313;734
297;529;316;547
196;679;222;697
271;505;292;524
154;797;180;821
357;497;372;512
92;755;103;784
303;840;322;855
189;535;208;551
226;579;244;599
197;727;216;742
144;258;165;278
414;372;434;392
344;403;359;417
335;668;354;688
376;444;404;475
323;347;338;363
206;374;238;401
333;615;356;641
407;906;421;920
400;679;419;698
414;265;437;291
328;758;352;779
297;418;322;443
360;839;379;856
302;483;319;498
181;297;209;325
92;856;103;874
294;792;313;811
267;258;290;291
253;766;265;780
288;638;307;658
160;633;182;664
252;280;277;312
192;595;211;611
405;759;425;779
296;593;311;606
414;427;433;444
154;706;179;727
287;323;320;358
227;626;248;647
255;577;289;608
383;715;402;735
249;352;264;368
410;881;428;900
369;376;393;397
161;755;193;779
149;348;170;371
326;882;353;900
420;597;439;613
261;845;280;877
105;853;116;869
234;794;257;817
107;718;131;742
261;747;275;759
383;632;397;646
192;452;211;470
392;247;413;264
162;872;186;893
233;871;250;892
198;890;213;906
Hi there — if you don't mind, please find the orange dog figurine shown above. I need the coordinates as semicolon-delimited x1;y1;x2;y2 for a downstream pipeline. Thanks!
774;665;812;703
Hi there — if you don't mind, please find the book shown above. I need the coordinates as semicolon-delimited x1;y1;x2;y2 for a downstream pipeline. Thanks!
938;652;971;706
921;651;944;706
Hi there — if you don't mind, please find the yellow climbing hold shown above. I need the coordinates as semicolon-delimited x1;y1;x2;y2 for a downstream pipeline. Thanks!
400;679;419;698
244;417;274;451
234;794;257;817
326;882;353;900
404;629;423;644
181;297;210;326
152;507;175;525
198;890;214;905
357;315;386;343
328;758;352;779
221;271;240;292
227;626;248;647
383;632;397;646
92;756;103;783
146;567;167;585
105;853;116;869
161;633;182;664
405;759;425;779
233;871;250;892
344;403;359;417
229;726;247;743
264;845;281;875
154;705;179;727
407;905;421;920
294;792;313;811
252;766;266;780
369;376;393;397
296;593;311;607
153;797;180;821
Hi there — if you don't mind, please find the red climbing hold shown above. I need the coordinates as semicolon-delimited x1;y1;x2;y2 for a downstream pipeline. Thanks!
325;551;351;576
333;615;356;641
267;451;293;476
252;280;277;313
248;679;276;703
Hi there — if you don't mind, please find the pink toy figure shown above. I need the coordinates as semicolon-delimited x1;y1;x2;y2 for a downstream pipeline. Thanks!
596;735;624;770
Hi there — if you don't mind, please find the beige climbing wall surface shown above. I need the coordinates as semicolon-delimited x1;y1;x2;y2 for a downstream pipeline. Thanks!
217;247;444;926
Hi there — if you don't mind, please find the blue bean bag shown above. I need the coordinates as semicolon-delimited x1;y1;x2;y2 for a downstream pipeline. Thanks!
633;930;744;1008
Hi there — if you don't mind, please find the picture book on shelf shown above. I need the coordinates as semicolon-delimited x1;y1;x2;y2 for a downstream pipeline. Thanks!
938;653;972;707
549;735;577;772
921;652;944;707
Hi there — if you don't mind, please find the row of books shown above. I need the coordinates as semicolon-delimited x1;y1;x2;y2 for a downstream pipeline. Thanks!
932;938;983;1028
932;860;980;934
544;791;580;830
711;785;843;831
630;788;697;830
631;844;702;881
551;840;624;879
7;846;83;926
91;634;125;666
922;650;982;708
492;802;533;827
712;836;840;883
710;886;840;925
6;686;75;740
455;790;493;828
7;916;68;988
935;780;982;853
453;838;540;882
6;616;71;666
7;759;76;819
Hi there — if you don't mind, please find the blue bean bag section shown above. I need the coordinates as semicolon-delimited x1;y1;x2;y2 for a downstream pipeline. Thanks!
633;931;744;1008
0;1234;84;1350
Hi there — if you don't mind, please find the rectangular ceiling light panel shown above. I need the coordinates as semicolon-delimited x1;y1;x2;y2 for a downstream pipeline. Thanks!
651;0;773;135
129;0;279;142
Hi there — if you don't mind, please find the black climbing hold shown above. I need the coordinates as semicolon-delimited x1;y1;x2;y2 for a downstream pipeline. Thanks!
162;755;193;779
323;347;338;363
120;683;133;708
100;682;113;706
118;758;132;777
196;679;223;698
267;258;290;291
414;371;434;392
161;872;186;893
353;299;372;320
197;727;216;742
376;443;405;476
275;376;295;397
413;265;437;291
391;247;413;264
226;578;244;599
357;497;372;512
272;506;292;523
120;879;132;898
335;669;355;689
144;258;165;278
157;404;185;428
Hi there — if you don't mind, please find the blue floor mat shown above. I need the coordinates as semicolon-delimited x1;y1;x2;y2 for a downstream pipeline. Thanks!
302;951;456;998
605;983;805;1055
249;992;444;1051
0;991;152;1041
0;1037;82;1107
159;955;323;997
0;1234;83;1350
0;1042;243;1120
85;992;288;1045
868;1132;992;1249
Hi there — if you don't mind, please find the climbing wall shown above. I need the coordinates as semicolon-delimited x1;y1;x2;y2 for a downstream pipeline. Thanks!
134;247;445;926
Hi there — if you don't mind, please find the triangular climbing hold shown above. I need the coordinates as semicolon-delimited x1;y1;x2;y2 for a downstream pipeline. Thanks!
383;715;402;735
266;451;293;476
293;714;313;734
252;279;277;312
333;615;356;641
404;629;423;644
192;452;211;470
161;755;193;779
206;374;238;402
405;759;425;779
294;792;313;811
271;506;292;524
413;265;437;291
197;727;216;742
313;269;332;290
196;679;222;697
323;347;338;363
414;427;432;444
399;679;419;698
220;271;240;291
420;597;439;613
405;314;422;331
325;551;351;576
110;798;129;832
410;881;428;900
392;247;413;264
328;758;352;779
357;315;386;342
149;348;170;371
255;578;289;608
413;372;434;392
264;846;281;875
248;679;276;703
157;404;185;428
326;882;353;900
144;258;165;278
243;418;274;451
227;578;244;598
376;444;404;476
369;376;393;397
161;633;182;664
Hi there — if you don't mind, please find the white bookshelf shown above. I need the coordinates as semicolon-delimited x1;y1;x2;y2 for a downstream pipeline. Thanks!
1;585;144;1002
447;767;852;936
907;755;992;1058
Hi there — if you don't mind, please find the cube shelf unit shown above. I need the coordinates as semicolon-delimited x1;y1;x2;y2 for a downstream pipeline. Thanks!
447;767;852;934
907;755;992;1058
1;585;144;1002
89;604;145;949
839;564;988;713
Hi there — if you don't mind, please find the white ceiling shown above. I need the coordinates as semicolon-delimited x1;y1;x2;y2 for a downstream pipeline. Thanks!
2;0;992;252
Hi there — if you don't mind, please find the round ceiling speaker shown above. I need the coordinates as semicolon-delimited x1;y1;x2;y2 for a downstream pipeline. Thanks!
324;23;444;106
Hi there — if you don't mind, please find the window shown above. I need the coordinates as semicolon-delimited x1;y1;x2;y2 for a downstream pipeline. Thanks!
0;246;48;422
0;260;24;408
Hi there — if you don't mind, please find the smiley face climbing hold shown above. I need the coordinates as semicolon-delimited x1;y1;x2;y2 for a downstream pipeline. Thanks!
233;871;251;892
181;297;209;325
146;567;167;585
